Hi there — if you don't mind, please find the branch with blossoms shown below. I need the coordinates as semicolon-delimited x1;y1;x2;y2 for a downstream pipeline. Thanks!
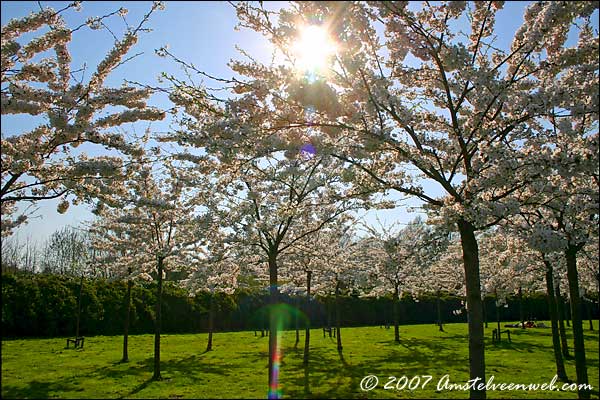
1;2;166;236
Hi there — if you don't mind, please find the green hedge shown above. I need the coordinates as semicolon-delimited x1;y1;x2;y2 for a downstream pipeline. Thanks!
3;272;594;338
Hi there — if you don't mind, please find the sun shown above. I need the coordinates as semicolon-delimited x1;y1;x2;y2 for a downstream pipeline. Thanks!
292;25;336;75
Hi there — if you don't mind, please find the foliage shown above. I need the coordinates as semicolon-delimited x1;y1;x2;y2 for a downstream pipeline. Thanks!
1;2;166;236
2;271;581;338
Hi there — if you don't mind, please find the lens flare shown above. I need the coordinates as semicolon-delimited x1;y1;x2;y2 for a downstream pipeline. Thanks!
300;143;316;158
264;303;308;399
268;326;283;399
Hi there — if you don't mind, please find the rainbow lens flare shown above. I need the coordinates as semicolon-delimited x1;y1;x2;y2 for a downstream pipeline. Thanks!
265;303;307;399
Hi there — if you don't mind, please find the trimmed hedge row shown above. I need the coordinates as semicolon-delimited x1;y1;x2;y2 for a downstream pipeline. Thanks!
3;272;590;338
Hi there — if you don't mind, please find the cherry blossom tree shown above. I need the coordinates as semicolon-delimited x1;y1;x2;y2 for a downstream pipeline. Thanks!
181;223;240;352
478;231;545;340
404;224;454;332
578;240;599;331
205;154;367;394
505;212;575;382
1;2;166;236
279;217;339;364
88;211;147;363
155;3;598;396
516;194;597;395
309;219;364;353
151;1;598;396
505;83;598;395
92;156;211;380
425;238;465;331
360;217;432;342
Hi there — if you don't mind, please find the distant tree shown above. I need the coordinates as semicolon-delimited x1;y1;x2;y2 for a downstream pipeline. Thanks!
310;219;365;353
360;217;431;342
40;226;92;276
92;157;210;380
182;223;239;352
0;234;41;273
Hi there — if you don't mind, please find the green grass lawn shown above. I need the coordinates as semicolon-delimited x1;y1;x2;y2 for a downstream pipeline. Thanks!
2;322;598;399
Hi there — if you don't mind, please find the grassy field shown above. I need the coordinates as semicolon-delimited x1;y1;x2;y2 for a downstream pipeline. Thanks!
2;322;598;399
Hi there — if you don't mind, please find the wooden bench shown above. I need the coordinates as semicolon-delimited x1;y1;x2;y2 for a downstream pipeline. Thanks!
66;336;85;349
492;329;511;343
323;327;336;338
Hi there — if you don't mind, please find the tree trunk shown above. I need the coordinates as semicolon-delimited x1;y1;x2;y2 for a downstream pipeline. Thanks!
75;274;84;338
393;284;400;342
584;299;594;331
327;299;332;337
555;284;570;358
152;256;164;381
543;259;568;381
518;286;525;329
457;218;486;399
437;290;444;332
122;268;133;362
565;245;590;399
206;291;215;352
495;289;501;342
335;279;342;352
267;253;280;397
566;298;571;327
295;296;300;348
482;297;488;328
303;270;312;365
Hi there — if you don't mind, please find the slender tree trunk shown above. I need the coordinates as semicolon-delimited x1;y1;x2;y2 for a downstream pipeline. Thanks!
482;297;488;328
335;279;342;352
566;298;571;327
75;274;84;338
393;285;400;342
555;284;570;358
565;246;590;399
457;218;486;399
495;289;501;342
206;291;215;352
543;259;568;381
327;299;332;337
152;257;164;381
518;286;525;329
295;296;300;348
584;298;594;331
437;290;444;332
122;268;133;362
267;253;280;397
303;270;312;365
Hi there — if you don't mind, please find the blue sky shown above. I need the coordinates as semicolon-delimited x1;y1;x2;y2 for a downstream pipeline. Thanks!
2;1;595;245
2;1;273;244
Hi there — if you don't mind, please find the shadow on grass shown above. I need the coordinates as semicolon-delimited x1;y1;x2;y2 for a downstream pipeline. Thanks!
127;377;154;397
283;336;469;399
3;354;237;400
2;380;76;399
94;355;233;382
487;339;552;353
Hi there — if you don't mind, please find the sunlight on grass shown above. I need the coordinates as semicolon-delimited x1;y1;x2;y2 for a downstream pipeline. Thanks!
1;323;598;399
